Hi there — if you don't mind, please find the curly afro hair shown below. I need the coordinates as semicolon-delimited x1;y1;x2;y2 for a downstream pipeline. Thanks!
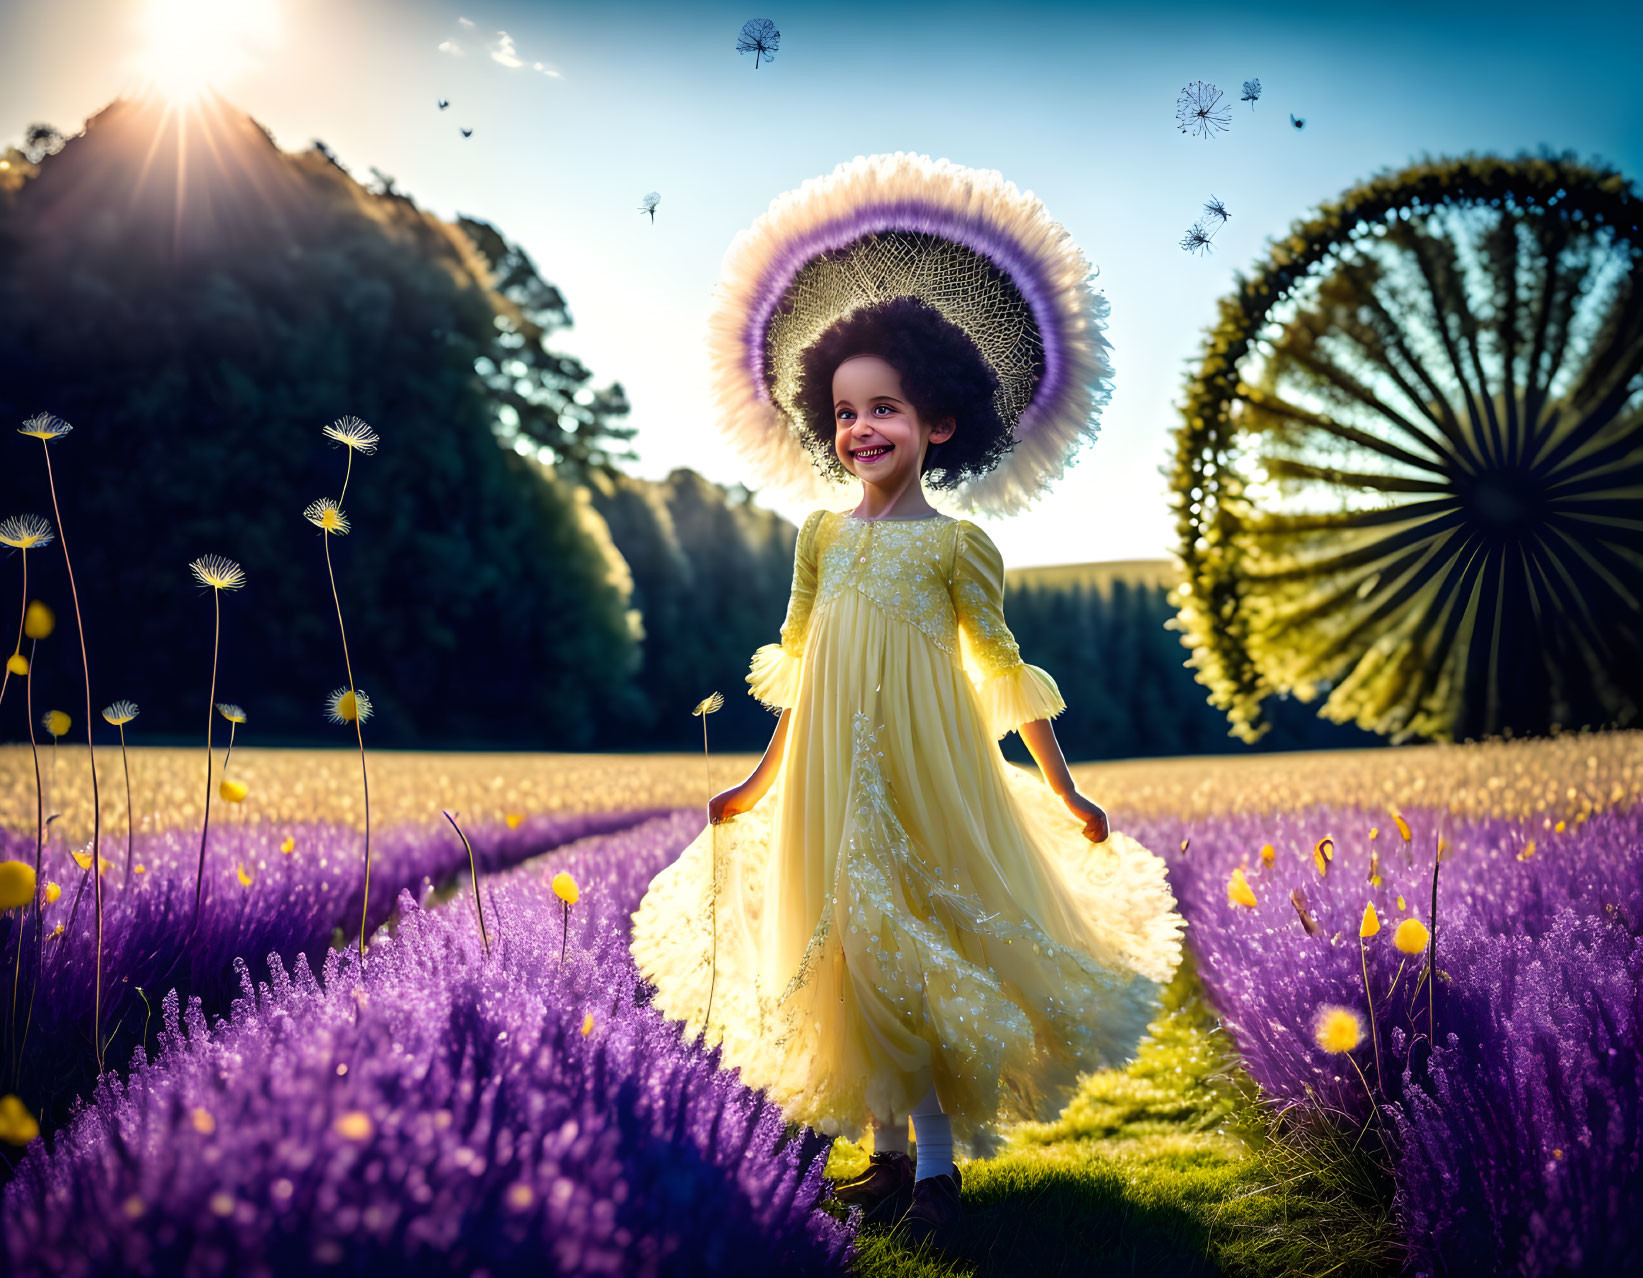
791;295;1016;490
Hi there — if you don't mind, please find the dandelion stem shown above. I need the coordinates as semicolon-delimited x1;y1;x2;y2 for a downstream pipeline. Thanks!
1427;830;1441;1046
0;543;23;716
8;563;42;1090
560;900;569;966
119;724;133;887
703;711;718;1038
41;441;104;1074
441;810;489;957
322;530;371;961
192;588;222;930
1360;937;1383;1095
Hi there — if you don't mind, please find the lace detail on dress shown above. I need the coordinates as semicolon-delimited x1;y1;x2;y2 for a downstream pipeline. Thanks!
811;514;962;656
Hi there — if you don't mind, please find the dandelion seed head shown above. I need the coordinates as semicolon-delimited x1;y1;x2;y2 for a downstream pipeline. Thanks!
325;687;373;724
323;416;380;455
189;555;247;591
1175;80;1231;139
0;515;53;550
42;710;70;738
102;700;139;726
215;703;247;724
18;413;72;441
693;692;724;716
303;498;350;535
1241;77;1261;105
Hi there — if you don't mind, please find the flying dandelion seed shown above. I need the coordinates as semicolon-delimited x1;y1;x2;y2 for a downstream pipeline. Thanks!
1180;221;1216;255
325;687;373;724
1241;77;1261;107
1203;194;1230;224
1176;81;1231;138
735;18;780;68
638;192;661;224
302;499;350;536
1290;112;1306;130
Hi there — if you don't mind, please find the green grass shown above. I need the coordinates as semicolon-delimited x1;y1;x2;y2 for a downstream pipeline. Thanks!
825;957;1400;1277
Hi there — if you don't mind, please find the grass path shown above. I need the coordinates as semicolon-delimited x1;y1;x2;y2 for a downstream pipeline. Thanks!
828;956;1399;1278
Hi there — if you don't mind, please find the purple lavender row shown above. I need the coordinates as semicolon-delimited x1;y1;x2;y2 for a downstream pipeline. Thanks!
2;811;853;1277
0;807;673;1131
1127;803;1643;1276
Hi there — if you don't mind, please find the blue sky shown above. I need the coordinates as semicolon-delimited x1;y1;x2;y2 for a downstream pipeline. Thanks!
2;0;1638;568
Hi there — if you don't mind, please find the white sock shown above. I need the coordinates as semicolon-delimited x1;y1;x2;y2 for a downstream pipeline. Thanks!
909;1083;954;1182
871;1117;909;1156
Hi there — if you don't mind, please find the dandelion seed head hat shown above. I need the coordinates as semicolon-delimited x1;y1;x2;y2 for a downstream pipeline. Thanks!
706;152;1114;517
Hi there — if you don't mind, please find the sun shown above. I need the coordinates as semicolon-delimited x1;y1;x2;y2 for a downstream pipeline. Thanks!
132;0;281;104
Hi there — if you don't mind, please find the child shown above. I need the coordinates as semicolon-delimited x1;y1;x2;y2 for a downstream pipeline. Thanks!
631;154;1185;1255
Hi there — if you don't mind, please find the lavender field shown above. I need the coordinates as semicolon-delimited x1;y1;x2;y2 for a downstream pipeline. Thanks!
1;733;1639;1276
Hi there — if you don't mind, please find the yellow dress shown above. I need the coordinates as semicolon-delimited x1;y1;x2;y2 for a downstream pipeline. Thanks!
630;509;1185;1156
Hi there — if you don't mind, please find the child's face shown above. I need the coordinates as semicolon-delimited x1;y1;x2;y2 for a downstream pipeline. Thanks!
832;355;955;496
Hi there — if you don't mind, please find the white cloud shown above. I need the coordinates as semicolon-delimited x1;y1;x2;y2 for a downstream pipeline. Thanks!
533;60;561;78
437;39;463;56
458;16;474;28
489;31;523;68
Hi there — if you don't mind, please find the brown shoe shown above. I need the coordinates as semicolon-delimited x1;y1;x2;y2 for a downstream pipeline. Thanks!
831;1150;914;1222
896;1169;963;1252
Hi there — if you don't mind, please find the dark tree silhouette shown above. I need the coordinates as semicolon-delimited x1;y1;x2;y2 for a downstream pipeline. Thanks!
736;19;781;68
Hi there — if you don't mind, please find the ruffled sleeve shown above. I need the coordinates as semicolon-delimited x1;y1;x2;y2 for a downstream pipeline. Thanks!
746;509;825;713
951;519;1067;740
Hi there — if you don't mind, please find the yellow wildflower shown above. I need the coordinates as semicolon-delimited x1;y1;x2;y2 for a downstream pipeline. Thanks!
1392;811;1411;842
1393;917;1430;955
280;836;296;855
1313;836;1334;877
1313;1005;1364;1054
332;1110;374;1141
0;860;36;910
581;1012;595;1036
42;709;70;738
0;1093;40;1145
236;863;254;886
5;653;25;676
23;601;53;640
552;871;580;906
44;881;60;904
1226;865;1258;908
220;779;248;803
1259;842;1275;864
1360;903;1380;938
505;813;524;831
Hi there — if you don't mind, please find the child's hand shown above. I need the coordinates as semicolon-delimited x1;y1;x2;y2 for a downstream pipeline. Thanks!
1061;791;1110;844
708;784;758;826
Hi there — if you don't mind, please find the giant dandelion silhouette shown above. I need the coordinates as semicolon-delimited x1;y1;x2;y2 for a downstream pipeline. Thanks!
310;413;380;960
1167;152;1643;744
